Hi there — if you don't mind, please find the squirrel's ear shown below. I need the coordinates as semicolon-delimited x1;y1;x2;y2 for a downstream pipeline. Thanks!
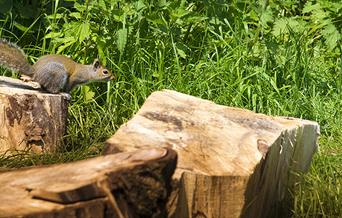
93;59;100;69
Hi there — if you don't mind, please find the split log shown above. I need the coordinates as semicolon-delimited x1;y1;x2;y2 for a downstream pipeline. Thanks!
0;147;177;218
0;76;69;154
104;90;320;218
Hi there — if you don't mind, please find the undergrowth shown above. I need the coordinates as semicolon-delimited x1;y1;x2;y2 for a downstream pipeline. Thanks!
0;0;341;216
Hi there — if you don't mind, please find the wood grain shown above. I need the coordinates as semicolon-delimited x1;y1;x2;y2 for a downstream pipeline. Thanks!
0;76;69;153
0;147;177;218
104;90;320;218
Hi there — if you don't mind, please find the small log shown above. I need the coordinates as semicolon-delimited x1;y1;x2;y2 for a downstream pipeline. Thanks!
0;76;69;154
104;90;320;218
0;147;177;218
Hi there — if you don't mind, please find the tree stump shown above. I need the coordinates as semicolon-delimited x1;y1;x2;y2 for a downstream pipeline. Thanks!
0;76;69;154
0;147;177;218
104;90;320;218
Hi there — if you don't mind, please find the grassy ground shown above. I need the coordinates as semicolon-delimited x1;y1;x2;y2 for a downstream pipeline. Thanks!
292;134;342;217
0;0;341;216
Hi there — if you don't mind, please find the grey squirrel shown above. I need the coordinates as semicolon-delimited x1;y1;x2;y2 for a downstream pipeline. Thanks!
0;39;114;93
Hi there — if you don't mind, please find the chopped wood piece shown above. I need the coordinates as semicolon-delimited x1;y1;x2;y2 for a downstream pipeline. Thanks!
0;147;177;218
0;76;69;154
104;90;320;218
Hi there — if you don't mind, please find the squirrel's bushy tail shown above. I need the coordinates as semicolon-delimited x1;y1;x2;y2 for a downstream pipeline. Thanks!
0;39;34;76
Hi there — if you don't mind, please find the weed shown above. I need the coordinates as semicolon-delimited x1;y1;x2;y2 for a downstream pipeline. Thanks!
0;0;341;216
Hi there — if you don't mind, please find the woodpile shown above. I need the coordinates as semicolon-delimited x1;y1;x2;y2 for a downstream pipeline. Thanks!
0;84;319;217
104;90;320;218
0;147;177;218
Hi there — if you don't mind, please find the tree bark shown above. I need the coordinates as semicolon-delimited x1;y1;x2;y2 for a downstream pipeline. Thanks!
104;90;320;218
0;76;69;154
0;147;177;218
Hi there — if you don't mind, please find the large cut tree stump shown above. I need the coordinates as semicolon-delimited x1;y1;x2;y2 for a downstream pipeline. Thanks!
104;90;320;218
0;76;69;154
0;147;177;218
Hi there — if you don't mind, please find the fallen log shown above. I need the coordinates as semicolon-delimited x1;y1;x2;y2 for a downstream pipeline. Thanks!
0;147;177;218
0;76;69;154
104;90;320;218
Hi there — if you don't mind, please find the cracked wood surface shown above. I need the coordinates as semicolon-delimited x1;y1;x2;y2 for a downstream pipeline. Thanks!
0;76;69;154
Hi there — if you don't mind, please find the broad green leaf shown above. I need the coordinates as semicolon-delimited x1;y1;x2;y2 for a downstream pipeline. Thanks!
177;48;186;59
78;21;91;43
96;39;106;65
157;0;169;9
83;86;95;101
45;14;64;19
57;38;76;54
134;0;146;11
248;10;259;22
322;23;341;50
63;22;81;37
260;9;273;27
176;43;187;59
311;9;329;22
272;17;305;36
303;2;321;14
70;12;81;19
44;32;62;39
272;18;287;36
97;0;106;10
171;8;189;20
116;28;128;54
74;2;86;12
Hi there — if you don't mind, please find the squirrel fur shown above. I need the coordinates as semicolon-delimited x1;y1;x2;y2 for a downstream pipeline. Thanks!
0;39;114;93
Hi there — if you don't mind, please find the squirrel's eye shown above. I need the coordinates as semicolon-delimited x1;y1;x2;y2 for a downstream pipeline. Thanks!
103;70;109;75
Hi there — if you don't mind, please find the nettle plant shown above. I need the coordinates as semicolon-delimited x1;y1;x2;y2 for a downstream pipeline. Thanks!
260;1;341;52
45;1;341;69
45;0;213;65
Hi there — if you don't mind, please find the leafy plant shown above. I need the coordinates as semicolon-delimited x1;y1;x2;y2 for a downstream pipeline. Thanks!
0;1;341;216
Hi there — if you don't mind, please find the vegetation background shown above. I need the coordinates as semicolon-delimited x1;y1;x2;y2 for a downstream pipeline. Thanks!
0;0;341;216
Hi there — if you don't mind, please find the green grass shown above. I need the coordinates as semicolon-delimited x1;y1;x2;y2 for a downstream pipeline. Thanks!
0;0;341;216
293;134;342;217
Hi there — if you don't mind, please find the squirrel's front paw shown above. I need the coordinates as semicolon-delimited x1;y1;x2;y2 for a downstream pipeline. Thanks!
20;75;33;82
30;82;41;89
21;77;41;89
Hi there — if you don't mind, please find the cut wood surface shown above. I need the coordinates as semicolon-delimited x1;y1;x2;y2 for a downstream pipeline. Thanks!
0;76;69;154
0;147;177;218
104;90;320;218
